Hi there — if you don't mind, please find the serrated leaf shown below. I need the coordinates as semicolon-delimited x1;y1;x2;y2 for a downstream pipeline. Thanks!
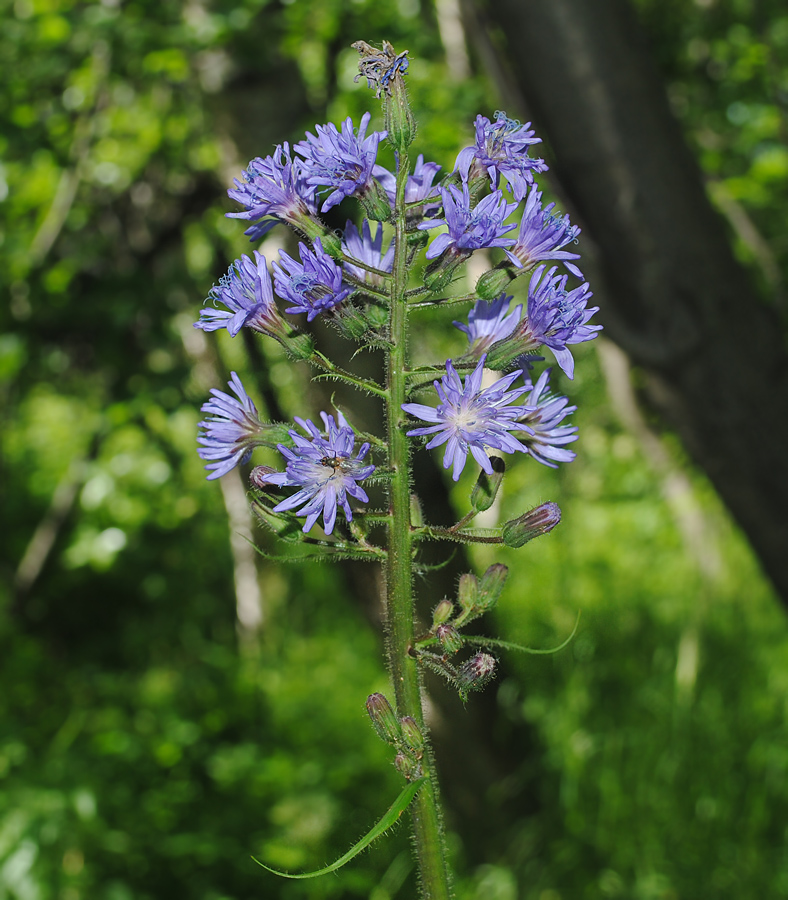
254;777;427;880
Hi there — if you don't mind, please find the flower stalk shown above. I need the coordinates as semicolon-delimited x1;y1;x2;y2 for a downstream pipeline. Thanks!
193;38;599;899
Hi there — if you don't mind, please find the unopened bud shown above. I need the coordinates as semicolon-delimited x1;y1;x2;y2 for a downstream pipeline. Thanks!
477;563;509;610
431;599;454;628
502;501;562;548
366;693;402;746
456;652;497;696
457;573;479;613
435;624;463;655
394;750;422;781
476;265;514;301
399;716;424;753
331;304;371;341
470;456;505;511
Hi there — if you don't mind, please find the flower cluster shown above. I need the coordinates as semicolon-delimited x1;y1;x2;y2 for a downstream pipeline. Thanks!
196;40;600;540
254;412;375;534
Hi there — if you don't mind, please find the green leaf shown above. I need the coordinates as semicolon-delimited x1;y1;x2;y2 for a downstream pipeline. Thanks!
254;777;427;880
464;612;581;656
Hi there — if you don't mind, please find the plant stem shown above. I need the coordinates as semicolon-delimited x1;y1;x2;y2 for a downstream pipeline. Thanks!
385;147;453;900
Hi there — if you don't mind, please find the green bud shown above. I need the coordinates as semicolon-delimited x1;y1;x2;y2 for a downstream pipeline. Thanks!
431;598;454;629
470;456;505;511
394;750;422;781
502;502;562;548
477;563;509;610
457;573;479;613
366;693;403;746
435;623;463;655
399;716;424;754
476;265;514;301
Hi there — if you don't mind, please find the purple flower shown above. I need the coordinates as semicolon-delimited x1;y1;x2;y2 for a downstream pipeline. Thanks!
419;183;518;260
374;154;442;217
255;412;375;534
504;185;583;278
514;369;578;467
402;356;531;481
273;238;353;321
196;252;286;339
454;294;523;356
518;265;601;378
342;220;394;286
455;112;548;201
294;113;388;213
197;372;266;480
226;144;317;241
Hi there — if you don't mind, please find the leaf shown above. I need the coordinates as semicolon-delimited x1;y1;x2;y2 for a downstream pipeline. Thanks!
253;777;427;880
464;612;581;656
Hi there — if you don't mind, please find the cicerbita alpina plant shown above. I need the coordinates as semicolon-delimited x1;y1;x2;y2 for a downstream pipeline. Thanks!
194;39;599;899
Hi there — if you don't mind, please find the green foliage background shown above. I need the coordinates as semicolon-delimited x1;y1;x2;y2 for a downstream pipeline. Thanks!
1;0;787;898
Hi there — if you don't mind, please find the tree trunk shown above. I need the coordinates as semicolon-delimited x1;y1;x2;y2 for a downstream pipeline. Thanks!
473;0;788;604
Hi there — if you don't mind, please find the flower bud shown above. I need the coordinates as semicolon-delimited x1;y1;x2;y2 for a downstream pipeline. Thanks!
457;573;479;614
476;264;514;301
470;456;505;511
477;563;509;611
399;716;424;754
366;693;403;746
502;501;562;548
394;750;422;781
431;599;454;629
435;623;463;655
456;652;497;696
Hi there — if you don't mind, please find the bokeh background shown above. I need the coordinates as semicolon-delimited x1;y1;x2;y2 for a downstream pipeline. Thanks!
3;0;788;898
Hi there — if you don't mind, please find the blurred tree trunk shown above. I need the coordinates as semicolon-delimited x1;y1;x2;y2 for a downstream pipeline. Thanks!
471;0;788;604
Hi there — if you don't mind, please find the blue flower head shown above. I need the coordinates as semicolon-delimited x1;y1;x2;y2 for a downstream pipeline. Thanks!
295;113;388;213
514;369;578;467
519;265;601;378
504;185;583;278
374;154;442;221
274;238;353;321
197;372;266;480
454;294;523;356
455;112;548;201
255;412;375;534
226;144;317;241
419;183;518;260
196;251;286;339
402;356;531;481
342;220;394;287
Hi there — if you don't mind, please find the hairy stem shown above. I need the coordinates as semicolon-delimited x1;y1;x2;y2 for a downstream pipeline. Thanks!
385;148;453;900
